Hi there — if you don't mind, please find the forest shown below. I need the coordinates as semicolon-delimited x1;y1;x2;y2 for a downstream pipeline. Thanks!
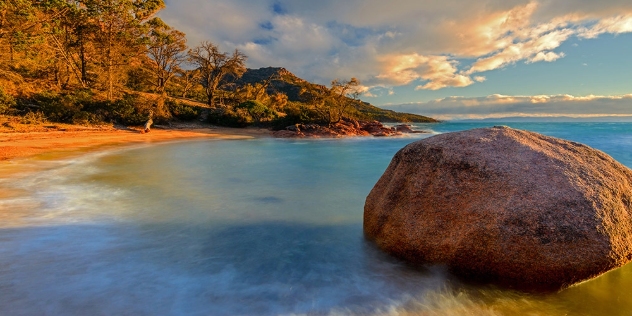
0;0;436;129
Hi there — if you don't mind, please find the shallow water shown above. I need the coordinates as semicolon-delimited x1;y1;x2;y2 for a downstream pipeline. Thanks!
1;122;631;315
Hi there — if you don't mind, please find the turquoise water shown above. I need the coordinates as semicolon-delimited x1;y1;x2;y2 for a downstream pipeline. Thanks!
1;122;631;315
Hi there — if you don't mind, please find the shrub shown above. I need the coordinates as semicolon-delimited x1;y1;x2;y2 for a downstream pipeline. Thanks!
167;99;199;121
72;111;101;125
20;111;46;124
236;100;275;124
33;91;80;123
208;108;251;127
109;95;149;125
0;87;16;114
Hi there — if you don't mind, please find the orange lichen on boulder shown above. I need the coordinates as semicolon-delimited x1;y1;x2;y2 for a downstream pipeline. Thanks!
364;126;632;291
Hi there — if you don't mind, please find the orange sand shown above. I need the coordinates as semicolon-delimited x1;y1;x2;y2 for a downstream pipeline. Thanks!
0;126;269;162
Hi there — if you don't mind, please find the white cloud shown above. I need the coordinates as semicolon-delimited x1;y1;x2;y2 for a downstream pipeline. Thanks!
528;51;566;63
160;0;632;90
374;54;475;90
579;15;632;38
383;94;632;120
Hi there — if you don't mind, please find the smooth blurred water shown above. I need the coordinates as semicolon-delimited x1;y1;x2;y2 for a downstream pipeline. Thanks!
1;122;631;315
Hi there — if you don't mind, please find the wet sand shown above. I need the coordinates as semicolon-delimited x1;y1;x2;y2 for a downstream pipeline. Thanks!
0;125;270;226
0;126;270;162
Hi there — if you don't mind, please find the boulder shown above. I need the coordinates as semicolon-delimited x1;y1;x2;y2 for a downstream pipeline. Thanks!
364;126;632;291
272;119;401;138
394;124;427;134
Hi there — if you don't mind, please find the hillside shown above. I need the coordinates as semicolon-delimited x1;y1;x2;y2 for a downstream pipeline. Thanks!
235;67;438;123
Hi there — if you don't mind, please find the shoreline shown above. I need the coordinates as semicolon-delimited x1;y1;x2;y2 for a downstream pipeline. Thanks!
0;125;271;227
0;125;271;163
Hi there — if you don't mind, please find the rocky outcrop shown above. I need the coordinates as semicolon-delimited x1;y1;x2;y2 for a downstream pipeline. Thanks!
394;124;426;134
364;126;632;291
272;119;427;138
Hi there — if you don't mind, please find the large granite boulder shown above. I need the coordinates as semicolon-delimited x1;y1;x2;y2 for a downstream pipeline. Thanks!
364;126;632;291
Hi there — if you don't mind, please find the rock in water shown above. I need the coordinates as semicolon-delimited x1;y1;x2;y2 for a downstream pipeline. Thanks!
364;126;632;291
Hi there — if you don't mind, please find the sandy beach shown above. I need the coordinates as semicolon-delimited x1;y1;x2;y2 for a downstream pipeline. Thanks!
0;124;270;226
0;125;270;162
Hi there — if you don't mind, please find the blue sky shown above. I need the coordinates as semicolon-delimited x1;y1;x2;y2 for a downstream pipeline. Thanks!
160;0;632;119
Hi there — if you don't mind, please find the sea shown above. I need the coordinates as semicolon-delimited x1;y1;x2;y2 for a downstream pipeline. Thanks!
1;121;631;315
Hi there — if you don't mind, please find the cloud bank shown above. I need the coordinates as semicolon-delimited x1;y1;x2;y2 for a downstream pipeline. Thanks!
160;0;632;91
383;94;632;120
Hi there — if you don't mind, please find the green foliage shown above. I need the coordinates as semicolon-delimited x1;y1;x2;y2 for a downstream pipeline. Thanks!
208;108;251;127
145;17;187;94
347;102;437;123
21;90;156;125
106;94;152;125
20;111;46;124
188;41;247;107
0;88;17;114
236;100;275;123
269;102;318;130
126;67;152;92
167;99;199;121
72;111;101;125
32;91;83;122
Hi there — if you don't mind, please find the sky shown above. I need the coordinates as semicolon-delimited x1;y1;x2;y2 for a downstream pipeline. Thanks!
160;0;632;120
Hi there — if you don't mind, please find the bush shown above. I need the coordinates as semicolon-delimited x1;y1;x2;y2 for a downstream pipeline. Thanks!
33;91;80;122
167;99;199;121
26;91;152;126
269;102;319;130
109;94;150;125
72;111;101;125
208;108;252;127
20;111;46;124
0;87;16;114
236;100;275;124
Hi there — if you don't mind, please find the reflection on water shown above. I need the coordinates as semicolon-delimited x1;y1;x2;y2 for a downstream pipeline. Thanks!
1;123;632;315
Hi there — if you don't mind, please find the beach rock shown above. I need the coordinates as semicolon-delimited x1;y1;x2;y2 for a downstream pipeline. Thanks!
394;124;427;134
272;119;400;138
394;124;415;133
364;126;632;291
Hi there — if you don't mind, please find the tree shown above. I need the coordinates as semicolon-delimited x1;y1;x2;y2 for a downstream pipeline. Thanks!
269;92;288;111
237;100;274;124
328;77;361;123
45;1;95;88
301;77;362;126
145;17;186;95
188;41;246;108
0;0;44;63
176;68;201;98
84;0;165;100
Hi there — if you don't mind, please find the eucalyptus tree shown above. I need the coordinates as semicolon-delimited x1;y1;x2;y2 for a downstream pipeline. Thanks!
0;0;42;63
328;77;361;124
145;17;186;95
188;41;247;108
44;1;94;88
300;77;362;126
83;0;165;99
0;0;82;88
176;68;201;98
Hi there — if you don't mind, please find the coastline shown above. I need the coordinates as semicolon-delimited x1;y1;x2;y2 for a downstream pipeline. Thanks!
0;125;270;227
0;125;270;163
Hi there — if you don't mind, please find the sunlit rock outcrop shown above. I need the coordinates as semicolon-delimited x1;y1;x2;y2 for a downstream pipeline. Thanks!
364;126;632;291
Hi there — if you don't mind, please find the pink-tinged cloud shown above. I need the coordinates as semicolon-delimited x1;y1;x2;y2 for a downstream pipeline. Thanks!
384;94;632;120
160;0;632;90
375;54;474;90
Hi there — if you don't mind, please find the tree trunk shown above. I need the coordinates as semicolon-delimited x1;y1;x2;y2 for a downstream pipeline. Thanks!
79;29;87;86
107;15;114;100
207;85;216;107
